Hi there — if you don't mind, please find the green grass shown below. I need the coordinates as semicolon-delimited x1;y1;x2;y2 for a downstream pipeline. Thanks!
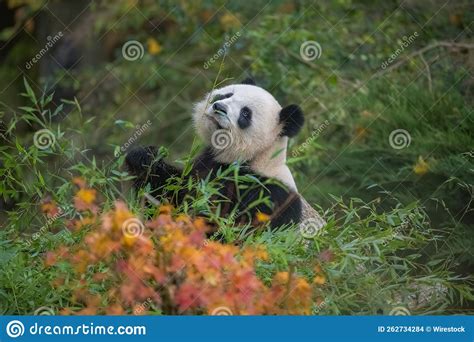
0;79;473;315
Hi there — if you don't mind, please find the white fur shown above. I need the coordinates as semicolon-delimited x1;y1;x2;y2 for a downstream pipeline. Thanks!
192;84;297;191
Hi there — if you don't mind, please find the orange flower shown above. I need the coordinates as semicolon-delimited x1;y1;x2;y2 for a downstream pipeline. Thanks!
44;251;57;267
274;271;290;284
106;304;125;315
159;205;173;215
219;12;241;29
147;37;162;55
41;200;61;218
314;275;326;285
74;187;98;212
48;187;317;315
76;189;96;204
243;245;269;263
72;216;96;231
122;234;137;247
354;125;368;141
72;177;87;188
413;156;429;175
256;212;270;223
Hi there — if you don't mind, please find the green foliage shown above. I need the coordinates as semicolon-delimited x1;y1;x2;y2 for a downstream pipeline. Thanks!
1;80;473;315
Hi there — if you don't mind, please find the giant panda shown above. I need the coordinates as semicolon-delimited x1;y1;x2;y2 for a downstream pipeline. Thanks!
125;78;308;230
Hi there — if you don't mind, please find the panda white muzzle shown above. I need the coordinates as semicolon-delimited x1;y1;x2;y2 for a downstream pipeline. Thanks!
212;102;228;116
208;102;231;129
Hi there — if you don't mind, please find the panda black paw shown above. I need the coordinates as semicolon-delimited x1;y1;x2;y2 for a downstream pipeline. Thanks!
125;145;183;196
125;145;159;175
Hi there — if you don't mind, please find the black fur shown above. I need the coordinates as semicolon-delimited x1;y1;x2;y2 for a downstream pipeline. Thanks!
125;146;302;230
240;77;256;86
279;104;304;137
237;106;252;129
212;93;233;102
125;146;181;198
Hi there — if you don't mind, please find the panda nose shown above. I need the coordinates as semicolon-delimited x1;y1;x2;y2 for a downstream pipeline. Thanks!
213;102;227;116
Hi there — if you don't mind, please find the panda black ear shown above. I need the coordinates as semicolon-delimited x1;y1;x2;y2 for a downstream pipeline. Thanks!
240;77;256;85
279;104;304;137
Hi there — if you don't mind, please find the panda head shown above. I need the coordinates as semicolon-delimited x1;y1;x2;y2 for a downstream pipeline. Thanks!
192;78;304;164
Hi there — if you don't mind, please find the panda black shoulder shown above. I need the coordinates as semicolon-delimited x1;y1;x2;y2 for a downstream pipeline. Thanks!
265;185;302;229
235;173;302;229
191;148;302;228
192;147;226;177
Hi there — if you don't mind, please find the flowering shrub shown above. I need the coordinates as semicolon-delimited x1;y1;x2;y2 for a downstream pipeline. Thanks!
45;179;317;315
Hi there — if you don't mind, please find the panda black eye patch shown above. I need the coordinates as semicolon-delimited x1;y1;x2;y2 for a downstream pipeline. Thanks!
211;93;233;103
238;106;252;129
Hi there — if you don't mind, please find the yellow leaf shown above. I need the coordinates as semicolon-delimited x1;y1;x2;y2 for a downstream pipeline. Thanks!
413;156;429;175
147;38;162;55
313;275;326;285
361;110;374;118
122;234;137;247
354;125;368;141
219;12;241;30
256;212;270;223
274;271;289;284
76;188;96;204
